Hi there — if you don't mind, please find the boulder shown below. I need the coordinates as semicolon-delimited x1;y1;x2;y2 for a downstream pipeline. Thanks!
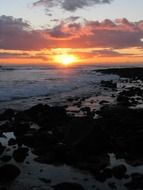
0;164;20;182
13;147;29;162
112;165;127;179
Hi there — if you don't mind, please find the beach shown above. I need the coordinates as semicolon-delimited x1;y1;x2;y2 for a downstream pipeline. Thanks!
0;66;143;189
1;0;143;189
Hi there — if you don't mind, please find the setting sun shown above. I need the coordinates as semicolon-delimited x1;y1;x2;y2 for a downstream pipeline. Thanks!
54;54;78;66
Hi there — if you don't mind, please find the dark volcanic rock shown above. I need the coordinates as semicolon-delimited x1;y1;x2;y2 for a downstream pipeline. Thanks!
39;177;51;184
65;117;111;155
0;155;11;162
97;105;143;164
25;104;68;127
65;117;94;146
117;94;130;106
99;100;109;105
36;131;57;146
101;80;117;89
13;147;29;162
0;164;20;182
34;143;68;164
112;165;127;179
94;168;112;182
13;122;30;136
0;109;15;121
1;101;143;183
33;131;58;154
8;138;17;146
34;151;58;164
125;173;143;190
0;187;7;190
97;68;143;79
72;154;110;174
0;121;14;132
0;143;5;155
14;111;30;122
117;87;143;106
108;182;116;189
123;131;143;157
53;182;85;190
124;87;142;97
21;133;35;147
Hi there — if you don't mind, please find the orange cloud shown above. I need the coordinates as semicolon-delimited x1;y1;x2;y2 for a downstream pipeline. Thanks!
1;15;143;64
1;15;143;50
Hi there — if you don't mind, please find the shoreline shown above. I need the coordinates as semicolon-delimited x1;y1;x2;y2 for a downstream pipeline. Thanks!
0;67;143;189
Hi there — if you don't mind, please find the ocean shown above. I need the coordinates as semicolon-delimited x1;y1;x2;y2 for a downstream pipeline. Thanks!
0;64;120;110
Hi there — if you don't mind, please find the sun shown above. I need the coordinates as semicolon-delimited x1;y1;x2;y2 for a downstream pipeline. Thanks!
54;54;78;66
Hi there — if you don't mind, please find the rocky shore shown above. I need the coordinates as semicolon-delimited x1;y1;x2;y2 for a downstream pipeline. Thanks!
0;67;143;190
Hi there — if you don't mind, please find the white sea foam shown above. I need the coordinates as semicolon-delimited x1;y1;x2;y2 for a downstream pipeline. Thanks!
0;65;119;103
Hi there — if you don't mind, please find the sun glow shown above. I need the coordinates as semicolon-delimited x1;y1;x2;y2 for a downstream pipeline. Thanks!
54;54;78;66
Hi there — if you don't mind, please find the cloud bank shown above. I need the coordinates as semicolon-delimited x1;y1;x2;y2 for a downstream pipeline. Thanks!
33;0;113;11
1;15;143;52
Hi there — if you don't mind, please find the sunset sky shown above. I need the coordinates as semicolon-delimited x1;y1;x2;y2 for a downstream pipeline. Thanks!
1;0;143;65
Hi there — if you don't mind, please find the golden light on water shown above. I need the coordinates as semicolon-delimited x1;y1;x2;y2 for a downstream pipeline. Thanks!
54;54;78;66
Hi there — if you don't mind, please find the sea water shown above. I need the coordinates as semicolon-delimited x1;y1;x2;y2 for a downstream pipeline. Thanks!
0;64;120;110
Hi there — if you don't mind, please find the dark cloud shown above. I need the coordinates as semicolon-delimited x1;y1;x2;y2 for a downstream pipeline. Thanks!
0;15;30;29
0;15;53;50
66;16;80;22
33;0;113;11
46;24;72;38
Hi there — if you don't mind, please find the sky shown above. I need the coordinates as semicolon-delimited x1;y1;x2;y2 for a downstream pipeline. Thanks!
0;0;143;65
